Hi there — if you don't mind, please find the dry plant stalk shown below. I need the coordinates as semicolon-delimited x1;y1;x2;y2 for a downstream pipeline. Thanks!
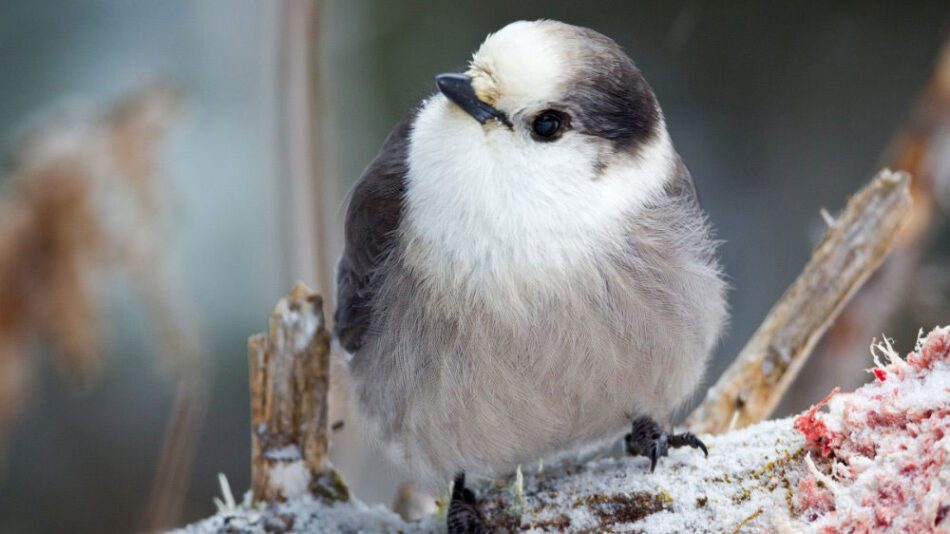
686;169;912;434
249;282;332;503
276;0;335;300
0;85;193;434
0;85;209;529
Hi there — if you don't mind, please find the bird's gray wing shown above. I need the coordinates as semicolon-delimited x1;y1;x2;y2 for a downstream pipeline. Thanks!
333;107;417;353
646;155;721;268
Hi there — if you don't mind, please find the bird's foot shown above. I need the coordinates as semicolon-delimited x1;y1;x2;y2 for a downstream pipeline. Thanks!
624;416;708;472
447;473;492;534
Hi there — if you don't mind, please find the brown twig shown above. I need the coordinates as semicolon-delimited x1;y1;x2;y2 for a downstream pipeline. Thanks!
145;375;209;530
686;169;912;434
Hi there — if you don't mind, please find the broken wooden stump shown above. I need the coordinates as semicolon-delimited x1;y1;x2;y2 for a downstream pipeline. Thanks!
248;282;345;503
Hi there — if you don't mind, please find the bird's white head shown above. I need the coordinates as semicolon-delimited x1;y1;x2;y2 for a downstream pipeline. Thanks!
404;20;677;296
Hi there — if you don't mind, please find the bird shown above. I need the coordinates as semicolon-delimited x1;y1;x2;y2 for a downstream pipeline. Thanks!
333;19;728;532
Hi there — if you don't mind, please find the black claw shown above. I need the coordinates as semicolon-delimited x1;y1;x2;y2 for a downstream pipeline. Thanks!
452;473;476;505
668;431;709;457
625;416;708;472
448;472;492;534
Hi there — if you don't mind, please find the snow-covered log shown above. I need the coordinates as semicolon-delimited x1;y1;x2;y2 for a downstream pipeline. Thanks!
177;326;950;533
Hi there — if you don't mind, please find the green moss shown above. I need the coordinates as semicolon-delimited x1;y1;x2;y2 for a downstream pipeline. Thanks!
732;486;751;504
573;491;674;526
729;508;763;534
783;477;798;517
752;460;776;479
311;469;350;502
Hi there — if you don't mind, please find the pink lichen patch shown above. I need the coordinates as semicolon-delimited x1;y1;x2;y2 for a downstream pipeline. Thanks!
793;326;950;533
795;388;844;458
908;328;950;371
797;475;835;521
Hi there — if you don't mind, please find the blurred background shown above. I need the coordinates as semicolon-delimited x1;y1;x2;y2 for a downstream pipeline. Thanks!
1;1;949;532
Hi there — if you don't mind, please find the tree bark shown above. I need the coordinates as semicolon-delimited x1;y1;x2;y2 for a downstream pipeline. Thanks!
249;282;332;502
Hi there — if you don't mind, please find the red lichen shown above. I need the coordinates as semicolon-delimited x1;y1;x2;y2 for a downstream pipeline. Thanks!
796;475;835;520
908;328;950;370
793;326;950;533
794;388;843;458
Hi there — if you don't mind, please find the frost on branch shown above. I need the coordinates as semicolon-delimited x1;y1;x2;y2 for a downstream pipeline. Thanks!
177;326;950;533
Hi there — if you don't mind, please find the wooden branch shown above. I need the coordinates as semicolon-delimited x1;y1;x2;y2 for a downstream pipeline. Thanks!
786;35;950;414
685;169;912;434
249;282;334;502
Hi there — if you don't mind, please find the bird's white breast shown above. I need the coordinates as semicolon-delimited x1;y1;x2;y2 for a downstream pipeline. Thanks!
402;97;676;304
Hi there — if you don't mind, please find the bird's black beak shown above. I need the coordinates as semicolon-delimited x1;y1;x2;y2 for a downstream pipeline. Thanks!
435;73;512;128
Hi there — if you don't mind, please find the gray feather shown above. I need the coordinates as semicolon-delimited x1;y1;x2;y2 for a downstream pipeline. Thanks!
345;158;727;487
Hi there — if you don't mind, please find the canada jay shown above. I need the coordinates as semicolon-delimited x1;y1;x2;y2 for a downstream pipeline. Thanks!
334;20;727;532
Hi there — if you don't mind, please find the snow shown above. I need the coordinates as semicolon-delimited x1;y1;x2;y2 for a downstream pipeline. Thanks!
273;294;321;353
268;460;312;499
174;494;411;534
176;326;950;533
486;417;807;533
177;417;811;533
264;445;303;461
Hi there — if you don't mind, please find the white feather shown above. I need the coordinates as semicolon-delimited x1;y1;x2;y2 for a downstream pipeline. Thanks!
404;95;675;301
468;20;567;107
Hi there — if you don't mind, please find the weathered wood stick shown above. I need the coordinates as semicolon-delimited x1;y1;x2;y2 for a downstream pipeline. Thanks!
786;36;950;413
686;169;912;434
249;282;332;502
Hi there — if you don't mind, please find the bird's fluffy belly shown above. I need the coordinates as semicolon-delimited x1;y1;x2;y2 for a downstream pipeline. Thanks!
355;316;647;488
348;250;715;488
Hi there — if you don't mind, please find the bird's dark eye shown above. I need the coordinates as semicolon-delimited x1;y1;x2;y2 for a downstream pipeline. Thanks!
531;110;567;140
